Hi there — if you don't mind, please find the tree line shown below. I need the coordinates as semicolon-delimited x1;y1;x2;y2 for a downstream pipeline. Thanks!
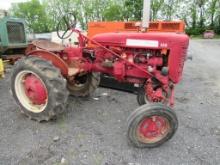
10;0;220;35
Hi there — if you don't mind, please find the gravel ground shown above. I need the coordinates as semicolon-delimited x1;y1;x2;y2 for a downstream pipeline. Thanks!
0;39;220;165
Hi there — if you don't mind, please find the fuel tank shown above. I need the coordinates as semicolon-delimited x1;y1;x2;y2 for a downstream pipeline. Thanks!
92;32;190;84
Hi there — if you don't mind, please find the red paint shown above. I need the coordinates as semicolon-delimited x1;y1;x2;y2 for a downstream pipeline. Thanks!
24;74;47;105
138;116;169;140
148;57;163;67
92;32;189;83
65;47;83;60
113;62;125;80
27;50;69;76
27;29;189;107
145;81;166;103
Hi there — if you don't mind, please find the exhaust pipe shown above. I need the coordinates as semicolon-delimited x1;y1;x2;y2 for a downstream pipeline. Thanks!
142;0;151;29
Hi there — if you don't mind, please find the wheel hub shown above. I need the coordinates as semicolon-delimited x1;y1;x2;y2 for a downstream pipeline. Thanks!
14;70;49;113
24;74;47;105
137;116;170;143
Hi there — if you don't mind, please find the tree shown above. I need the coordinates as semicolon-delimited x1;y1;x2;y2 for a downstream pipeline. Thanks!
175;0;191;26
10;0;52;33
213;0;220;33
208;0;219;28
103;2;123;21
151;0;164;20
8;0;220;35
45;0;77;30
191;3;198;29
162;0;180;20
195;0;207;28
46;0;121;30
123;0;143;21
76;0;95;29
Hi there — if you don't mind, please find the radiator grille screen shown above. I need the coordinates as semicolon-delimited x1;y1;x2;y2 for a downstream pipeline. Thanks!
7;22;25;44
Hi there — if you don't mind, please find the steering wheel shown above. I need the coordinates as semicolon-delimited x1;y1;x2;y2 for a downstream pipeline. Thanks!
56;13;77;40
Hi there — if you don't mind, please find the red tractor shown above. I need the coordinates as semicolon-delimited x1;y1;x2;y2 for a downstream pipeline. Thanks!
10;13;189;148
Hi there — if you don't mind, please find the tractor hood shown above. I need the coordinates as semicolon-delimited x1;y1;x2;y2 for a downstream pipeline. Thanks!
91;32;189;49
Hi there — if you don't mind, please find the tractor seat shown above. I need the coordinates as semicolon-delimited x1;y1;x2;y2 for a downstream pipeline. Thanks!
32;40;65;52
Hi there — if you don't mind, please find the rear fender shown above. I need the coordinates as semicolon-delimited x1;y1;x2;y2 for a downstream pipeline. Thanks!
27;50;68;76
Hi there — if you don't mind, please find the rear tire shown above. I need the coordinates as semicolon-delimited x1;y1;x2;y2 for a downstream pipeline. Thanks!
11;56;69;122
67;72;100;97
127;104;178;148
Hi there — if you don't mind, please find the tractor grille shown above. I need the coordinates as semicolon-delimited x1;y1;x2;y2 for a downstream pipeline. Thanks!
177;46;188;80
7;22;26;44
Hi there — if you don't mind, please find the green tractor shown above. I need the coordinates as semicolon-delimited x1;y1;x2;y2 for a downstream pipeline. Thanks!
0;11;27;77
0;12;27;60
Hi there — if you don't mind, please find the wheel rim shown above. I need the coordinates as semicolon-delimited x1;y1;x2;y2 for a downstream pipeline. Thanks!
136;115;170;144
144;95;149;103
14;70;48;113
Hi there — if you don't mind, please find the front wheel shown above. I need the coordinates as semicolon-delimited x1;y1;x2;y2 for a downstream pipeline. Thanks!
127;104;178;148
137;87;168;106
11;56;69;122
137;87;149;105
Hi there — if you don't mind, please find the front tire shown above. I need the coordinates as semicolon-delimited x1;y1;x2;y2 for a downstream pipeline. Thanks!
127;104;178;148
11;56;69;122
137;87;149;105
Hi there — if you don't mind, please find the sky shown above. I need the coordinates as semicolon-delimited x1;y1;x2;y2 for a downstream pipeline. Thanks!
0;0;29;10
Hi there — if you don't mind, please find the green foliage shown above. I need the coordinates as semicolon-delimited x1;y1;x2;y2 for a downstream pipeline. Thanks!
151;0;164;20
214;14;220;34
10;0;52;33
185;27;206;36
8;0;220;35
44;0;77;30
208;0;219;27
104;3;123;21
162;0;180;20
123;0;143;21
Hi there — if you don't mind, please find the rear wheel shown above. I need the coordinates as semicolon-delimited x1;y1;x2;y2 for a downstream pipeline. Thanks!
137;87;168;106
11;56;69;122
127;104;178;148
67;72;100;97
